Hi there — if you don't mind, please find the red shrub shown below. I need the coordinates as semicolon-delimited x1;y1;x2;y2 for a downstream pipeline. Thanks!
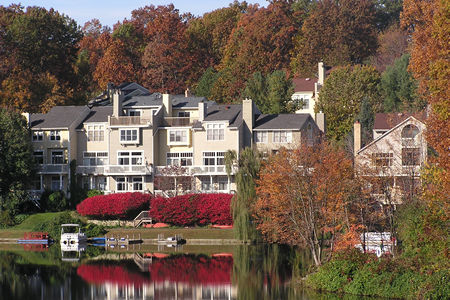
149;193;232;226
76;192;150;219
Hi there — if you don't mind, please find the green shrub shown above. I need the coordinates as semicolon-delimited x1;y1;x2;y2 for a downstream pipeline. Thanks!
0;211;14;227
31;211;76;240
86;189;103;198
13;214;29;225
82;223;106;238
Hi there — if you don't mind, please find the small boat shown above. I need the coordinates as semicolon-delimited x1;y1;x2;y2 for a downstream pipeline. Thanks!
157;234;186;245
17;232;51;245
60;224;87;246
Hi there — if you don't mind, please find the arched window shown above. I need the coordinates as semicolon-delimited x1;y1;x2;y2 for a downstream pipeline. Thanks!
401;124;419;139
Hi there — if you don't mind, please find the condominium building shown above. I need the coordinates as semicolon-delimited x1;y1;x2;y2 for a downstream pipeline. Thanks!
25;83;322;197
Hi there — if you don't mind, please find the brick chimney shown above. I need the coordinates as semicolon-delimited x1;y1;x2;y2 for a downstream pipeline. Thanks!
354;121;361;156
243;98;254;147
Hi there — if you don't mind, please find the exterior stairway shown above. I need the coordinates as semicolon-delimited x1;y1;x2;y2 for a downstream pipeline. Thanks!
133;211;152;227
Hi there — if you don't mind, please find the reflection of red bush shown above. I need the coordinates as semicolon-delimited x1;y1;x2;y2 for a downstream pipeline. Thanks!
77;265;149;285
149;255;233;284
150;193;232;226
76;192;150;219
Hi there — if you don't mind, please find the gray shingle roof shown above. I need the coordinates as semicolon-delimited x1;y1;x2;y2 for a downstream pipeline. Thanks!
30;106;87;129
204;104;241;123
254;114;311;130
76;106;113;129
122;93;162;107
172;95;214;108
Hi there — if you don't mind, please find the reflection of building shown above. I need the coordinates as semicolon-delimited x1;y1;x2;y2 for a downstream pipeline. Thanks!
355;112;427;204
25;83;323;197
86;282;236;300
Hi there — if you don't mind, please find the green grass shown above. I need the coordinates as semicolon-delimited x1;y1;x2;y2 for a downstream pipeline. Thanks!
106;227;235;240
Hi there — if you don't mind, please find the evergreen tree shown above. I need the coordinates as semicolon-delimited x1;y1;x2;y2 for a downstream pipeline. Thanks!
194;67;219;98
380;54;424;112
231;147;261;241
0;109;35;218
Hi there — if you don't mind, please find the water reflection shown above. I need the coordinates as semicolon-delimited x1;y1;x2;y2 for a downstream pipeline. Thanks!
0;244;349;300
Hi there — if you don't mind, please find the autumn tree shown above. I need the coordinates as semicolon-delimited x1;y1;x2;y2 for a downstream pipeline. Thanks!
140;5;191;94
254;143;355;265
0;109;35;221
380;54;424;112
369;24;409;72
291;0;378;76
402;0;449;212
0;5;82;111
242;70;294;114
315;65;382;143
217;2;298;100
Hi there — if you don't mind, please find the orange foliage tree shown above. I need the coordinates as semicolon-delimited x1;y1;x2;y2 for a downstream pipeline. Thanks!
401;0;449;211
254;143;355;266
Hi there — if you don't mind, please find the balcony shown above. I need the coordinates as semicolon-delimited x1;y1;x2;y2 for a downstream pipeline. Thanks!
162;117;199;127
109;116;151;127
38;164;69;174
155;165;236;176
76;165;152;175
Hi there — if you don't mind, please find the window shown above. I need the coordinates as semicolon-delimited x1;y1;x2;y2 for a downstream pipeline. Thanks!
372;153;393;167
51;176;62;191
254;131;268;143
116;177;128;191
87;125;104;141
51;150;65;164
128;110;141;116
32;176;42;191
166;152;193;166
402;148;420;166
32;131;43;142
401;124;419;139
292;95;309;109
97;177;107;191
83;152;108;166
273;131;292;143
118;151;143;165
203;152;225;165
119;129;139;143
206;124;224;141
33;151;44;164
49;131;61;141
178;111;190;118
218;176;228;191
201;178;212;191
169;130;188;143
132;177;143;191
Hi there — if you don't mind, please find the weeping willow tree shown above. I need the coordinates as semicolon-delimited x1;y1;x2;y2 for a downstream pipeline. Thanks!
226;147;261;241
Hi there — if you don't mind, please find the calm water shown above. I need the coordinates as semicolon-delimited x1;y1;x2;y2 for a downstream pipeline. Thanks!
0;243;350;300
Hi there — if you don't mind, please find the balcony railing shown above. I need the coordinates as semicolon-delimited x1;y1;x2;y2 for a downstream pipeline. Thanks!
109;116;151;126
155;165;236;176
76;165;152;175
38;164;69;174
162;117;199;127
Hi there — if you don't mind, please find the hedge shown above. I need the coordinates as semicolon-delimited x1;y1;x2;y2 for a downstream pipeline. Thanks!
76;192;150;219
150;193;232;226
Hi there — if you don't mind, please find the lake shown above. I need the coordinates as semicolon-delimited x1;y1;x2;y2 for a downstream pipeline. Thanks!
0;243;349;300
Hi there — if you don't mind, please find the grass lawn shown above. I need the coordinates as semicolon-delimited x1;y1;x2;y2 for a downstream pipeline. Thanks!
0;211;76;238
106;227;235;240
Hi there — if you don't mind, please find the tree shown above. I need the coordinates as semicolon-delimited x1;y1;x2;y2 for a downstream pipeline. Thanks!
315;65;382;142
194;67;219;98
374;0;404;31
217;2;298;100
291;0;378;76
0;109;35;218
242;70;294;114
380;54;424;112
254;143;355;265
140;5;191;94
370;24;409;72
231;147;261;241
402;0;449;211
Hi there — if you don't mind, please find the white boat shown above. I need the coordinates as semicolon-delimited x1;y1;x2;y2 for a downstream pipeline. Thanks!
60;224;87;246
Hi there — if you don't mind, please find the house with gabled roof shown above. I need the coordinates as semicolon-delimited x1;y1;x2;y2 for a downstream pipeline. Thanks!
25;82;324;197
354;112;427;204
